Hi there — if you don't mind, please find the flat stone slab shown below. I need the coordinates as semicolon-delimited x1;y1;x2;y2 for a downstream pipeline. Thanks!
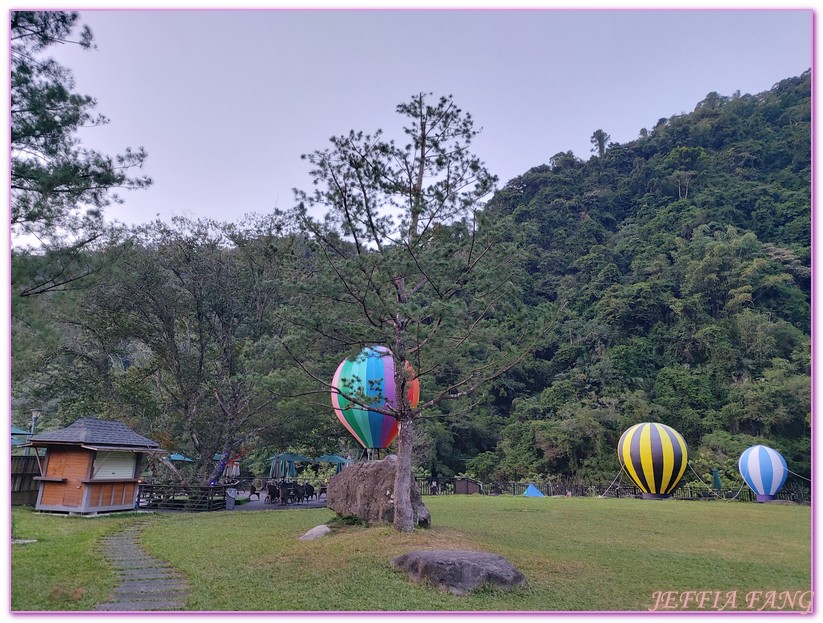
298;525;332;541
115;568;180;580
114;582;188;594
96;599;186;611
102;548;151;556
390;550;527;595
112;589;188;600
106;551;154;557
106;555;160;564
112;561;163;570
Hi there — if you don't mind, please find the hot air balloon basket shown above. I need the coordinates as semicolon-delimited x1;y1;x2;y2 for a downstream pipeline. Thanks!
641;493;670;500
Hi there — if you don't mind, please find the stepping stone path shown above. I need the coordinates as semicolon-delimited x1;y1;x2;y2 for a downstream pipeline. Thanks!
95;522;189;611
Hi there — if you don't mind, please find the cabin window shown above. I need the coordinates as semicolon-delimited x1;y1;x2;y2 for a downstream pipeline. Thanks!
92;451;136;480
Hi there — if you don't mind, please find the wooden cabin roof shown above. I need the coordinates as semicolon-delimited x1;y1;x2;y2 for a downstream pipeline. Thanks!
28;418;159;449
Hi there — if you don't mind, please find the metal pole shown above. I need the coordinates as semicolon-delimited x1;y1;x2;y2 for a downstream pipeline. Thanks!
24;409;41;457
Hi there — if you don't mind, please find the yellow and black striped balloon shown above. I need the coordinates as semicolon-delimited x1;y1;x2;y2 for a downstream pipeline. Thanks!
618;423;688;498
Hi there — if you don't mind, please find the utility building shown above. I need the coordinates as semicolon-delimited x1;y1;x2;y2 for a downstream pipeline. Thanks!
25;418;162;514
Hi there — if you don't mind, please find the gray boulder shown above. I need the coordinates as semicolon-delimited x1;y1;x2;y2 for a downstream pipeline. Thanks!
298;525;331;541
326;455;430;528
390;550;527;595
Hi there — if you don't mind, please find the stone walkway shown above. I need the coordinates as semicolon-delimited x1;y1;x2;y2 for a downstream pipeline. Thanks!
95;523;189;611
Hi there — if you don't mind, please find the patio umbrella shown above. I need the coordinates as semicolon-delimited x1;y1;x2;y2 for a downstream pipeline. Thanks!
225;460;241;478
314;454;352;474
168;452;194;462
271;452;312;462
269;460;294;479
314;454;351;463
269;453;311;480
712;467;722;490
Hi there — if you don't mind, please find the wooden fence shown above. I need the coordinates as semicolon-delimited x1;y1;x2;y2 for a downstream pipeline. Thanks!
11;456;40;506
137;484;228;511
416;478;811;504
79;476;809;512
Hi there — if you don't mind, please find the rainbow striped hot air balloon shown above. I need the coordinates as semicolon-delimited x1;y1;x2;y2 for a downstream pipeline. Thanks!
331;346;420;450
738;445;788;502
618;423;688;499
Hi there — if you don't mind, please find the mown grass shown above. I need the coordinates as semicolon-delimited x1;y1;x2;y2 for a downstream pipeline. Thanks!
12;496;812;612
10;509;148;611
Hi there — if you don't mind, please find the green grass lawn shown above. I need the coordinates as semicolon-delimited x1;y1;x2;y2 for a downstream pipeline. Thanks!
10;510;146;611
11;496;812;612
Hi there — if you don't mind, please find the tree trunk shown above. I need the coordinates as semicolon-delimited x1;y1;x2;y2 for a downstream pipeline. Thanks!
210;442;234;483
392;414;415;532
390;312;415;532
409;94;427;243
158;456;188;485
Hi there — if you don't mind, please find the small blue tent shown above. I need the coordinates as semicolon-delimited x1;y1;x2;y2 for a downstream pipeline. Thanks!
523;484;545;497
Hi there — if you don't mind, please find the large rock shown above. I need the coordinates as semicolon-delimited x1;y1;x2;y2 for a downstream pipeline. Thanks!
390;550;527;595
326;455;430;528
298;525;331;541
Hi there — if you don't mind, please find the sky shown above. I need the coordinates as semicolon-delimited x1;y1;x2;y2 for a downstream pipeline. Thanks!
35;6;814;228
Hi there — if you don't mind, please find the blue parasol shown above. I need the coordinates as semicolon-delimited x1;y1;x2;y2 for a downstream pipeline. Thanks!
712;466;722;490
314;453;352;474
169;452;194;462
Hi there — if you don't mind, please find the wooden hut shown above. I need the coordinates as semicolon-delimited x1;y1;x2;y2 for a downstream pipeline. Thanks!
25;418;163;514
453;477;484;495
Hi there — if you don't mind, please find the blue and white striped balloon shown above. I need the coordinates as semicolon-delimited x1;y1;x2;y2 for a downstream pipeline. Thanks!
738;445;788;502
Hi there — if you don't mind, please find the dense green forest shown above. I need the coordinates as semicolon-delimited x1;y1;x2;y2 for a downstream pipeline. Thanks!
11;17;810;491
472;71;811;486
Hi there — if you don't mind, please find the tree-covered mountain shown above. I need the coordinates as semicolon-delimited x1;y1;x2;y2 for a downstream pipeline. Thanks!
455;70;811;485
12;71;811;489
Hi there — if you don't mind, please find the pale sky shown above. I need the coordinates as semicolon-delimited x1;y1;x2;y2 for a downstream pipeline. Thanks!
39;7;813;227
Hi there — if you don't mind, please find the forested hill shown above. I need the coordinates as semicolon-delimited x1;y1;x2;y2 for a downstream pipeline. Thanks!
456;70;811;484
